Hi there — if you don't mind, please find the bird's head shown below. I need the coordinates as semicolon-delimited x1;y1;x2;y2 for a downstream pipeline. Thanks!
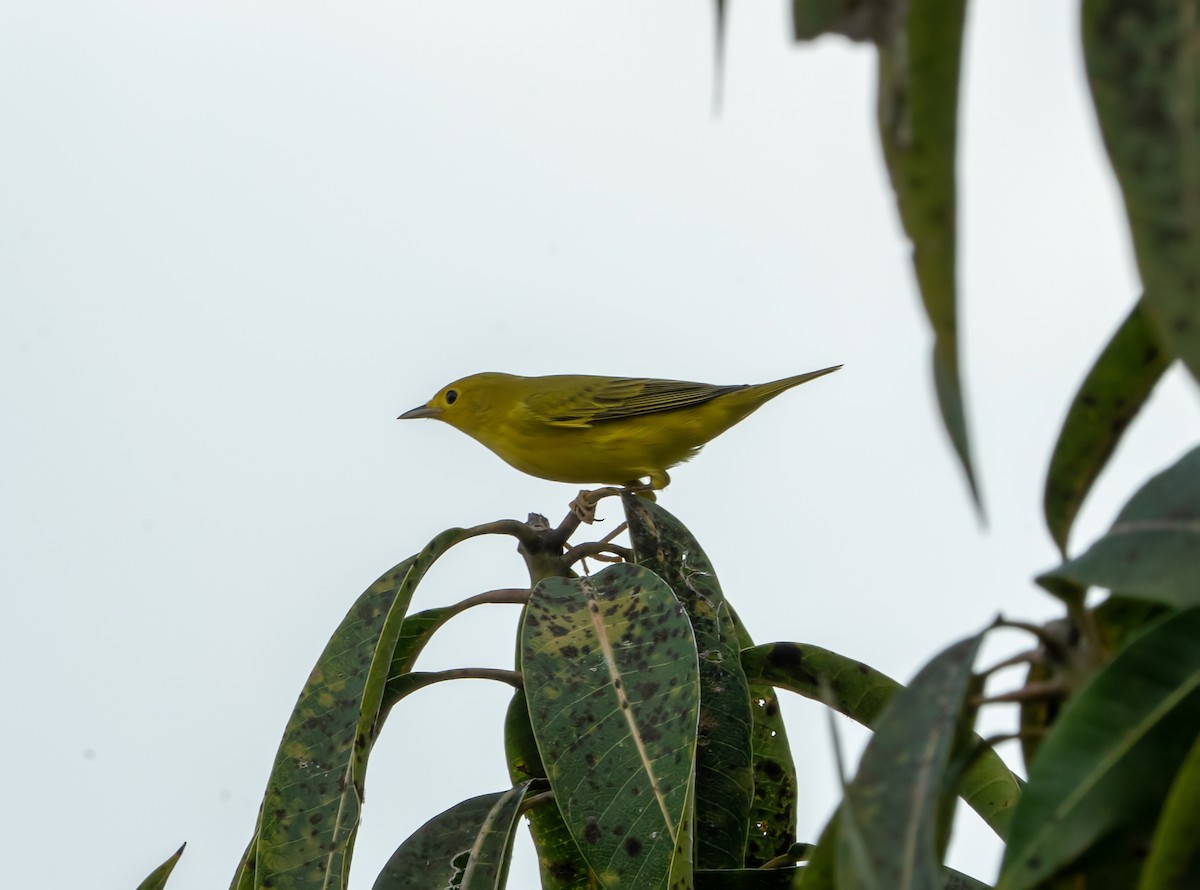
398;373;512;435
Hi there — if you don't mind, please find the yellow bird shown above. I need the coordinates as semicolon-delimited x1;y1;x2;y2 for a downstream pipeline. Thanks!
398;367;841;490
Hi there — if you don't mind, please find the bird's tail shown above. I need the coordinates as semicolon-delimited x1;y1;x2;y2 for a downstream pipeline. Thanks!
758;364;843;399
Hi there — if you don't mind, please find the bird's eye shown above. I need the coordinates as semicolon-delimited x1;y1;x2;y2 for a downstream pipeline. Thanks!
445;389;458;405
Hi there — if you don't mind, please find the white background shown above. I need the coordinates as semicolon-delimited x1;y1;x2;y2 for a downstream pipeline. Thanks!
3;2;1197;887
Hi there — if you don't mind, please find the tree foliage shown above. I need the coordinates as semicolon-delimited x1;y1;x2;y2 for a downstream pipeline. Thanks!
140;1;1200;887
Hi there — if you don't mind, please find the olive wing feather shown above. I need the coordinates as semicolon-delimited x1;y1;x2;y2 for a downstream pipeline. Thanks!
523;378;746;428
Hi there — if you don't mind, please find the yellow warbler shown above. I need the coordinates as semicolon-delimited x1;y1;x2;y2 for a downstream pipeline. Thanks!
398;367;841;489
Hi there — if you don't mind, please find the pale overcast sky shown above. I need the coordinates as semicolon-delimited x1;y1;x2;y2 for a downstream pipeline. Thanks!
3;2;1197;888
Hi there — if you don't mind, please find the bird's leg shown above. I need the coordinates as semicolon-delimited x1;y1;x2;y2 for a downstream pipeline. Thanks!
620;473;665;502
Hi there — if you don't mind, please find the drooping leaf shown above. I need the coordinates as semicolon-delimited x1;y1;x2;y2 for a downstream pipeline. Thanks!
837;633;984;890
742;642;1020;839
624;494;755;869
732;607;801;868
877;0;979;509
522;563;700;890
997;606;1200;890
136;843;186;890
235;528;474;890
1043;297;1171;555
372;783;531;890
1083;0;1200;385
792;0;978;505
504;690;597;890
1038;445;1200;607
1138;732;1200;889
712;0;727;113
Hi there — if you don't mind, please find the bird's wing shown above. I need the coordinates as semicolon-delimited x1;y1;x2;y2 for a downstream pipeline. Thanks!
523;378;746;428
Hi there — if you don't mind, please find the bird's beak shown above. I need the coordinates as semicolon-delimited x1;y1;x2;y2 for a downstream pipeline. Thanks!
397;404;442;420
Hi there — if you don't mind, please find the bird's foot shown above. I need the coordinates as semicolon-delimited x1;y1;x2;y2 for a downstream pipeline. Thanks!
570;490;599;524
568;486;628;524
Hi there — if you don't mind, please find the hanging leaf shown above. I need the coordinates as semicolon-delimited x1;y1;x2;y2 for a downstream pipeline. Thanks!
1038;445;1200;607
998;607;1200;890
233;527;475;890
522;563;700;889
877;0;980;509
1083;0;1200;385
1043;297;1171;555
837;633;983;890
624;494;756;869
371;784;530;890
791;0;978;505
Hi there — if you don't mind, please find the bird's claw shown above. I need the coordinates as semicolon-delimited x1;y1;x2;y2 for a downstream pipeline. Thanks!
570;490;599;524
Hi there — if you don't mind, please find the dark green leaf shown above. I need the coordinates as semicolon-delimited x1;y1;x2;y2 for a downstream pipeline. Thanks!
1137;733;1200;889
504;691;597;890
792;0;883;41
742;642;1020;839
372;784;531;890
237;527;473;890
136;843;186;890
522;563;700;889
877;0;979;510
695;866;804;888
624;494;755;869
1043;297;1171;555
1083;0;1200;385
1039;445;1200;607
734;610;801;868
942;869;992;890
998;607;1200;890
837;633;983;890
798;810;838;889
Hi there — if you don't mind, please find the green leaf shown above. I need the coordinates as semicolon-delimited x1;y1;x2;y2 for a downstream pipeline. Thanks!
1139;732;1200;889
1083;0;1200;385
372;783;531;889
741;642;1020;839
997;606;1200;890
624;494;755;869
522;563;701;889
136;843;186;890
792;0;878;41
1039;445;1200;607
877;0;979;510
505;690;598;890
735;609;801;867
1043;297;1171;555
837;633;984;890
695;866;804;889
236;527;474;890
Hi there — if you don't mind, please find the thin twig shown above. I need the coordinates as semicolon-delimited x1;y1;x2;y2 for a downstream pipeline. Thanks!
977;648;1041;679
564;542;633;566
405;668;524;690
991;616;1073;661
974;679;1068;706
518;790;557;816
461;519;543;548
451;588;531;610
